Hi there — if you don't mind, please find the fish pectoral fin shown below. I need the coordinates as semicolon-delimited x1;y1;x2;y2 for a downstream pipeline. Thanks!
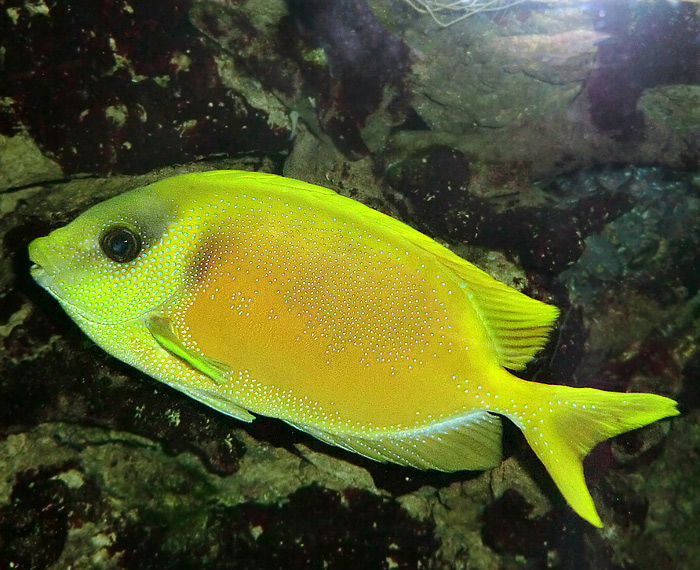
146;314;232;385
146;315;255;423
287;410;502;472
180;386;256;423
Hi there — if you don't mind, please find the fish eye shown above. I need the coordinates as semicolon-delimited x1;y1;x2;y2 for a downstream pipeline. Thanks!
100;225;142;263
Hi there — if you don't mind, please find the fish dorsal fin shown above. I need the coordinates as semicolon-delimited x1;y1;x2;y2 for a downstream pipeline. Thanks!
402;232;559;370
287;410;503;471
441;257;559;370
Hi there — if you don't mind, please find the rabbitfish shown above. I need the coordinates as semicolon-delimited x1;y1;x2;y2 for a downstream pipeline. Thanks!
28;170;678;526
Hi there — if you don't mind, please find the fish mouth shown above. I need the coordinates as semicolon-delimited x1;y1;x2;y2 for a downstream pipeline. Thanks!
28;237;55;273
28;238;69;302
30;262;50;288
29;261;70;304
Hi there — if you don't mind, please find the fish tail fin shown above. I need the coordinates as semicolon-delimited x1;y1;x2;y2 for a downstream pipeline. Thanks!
511;379;679;527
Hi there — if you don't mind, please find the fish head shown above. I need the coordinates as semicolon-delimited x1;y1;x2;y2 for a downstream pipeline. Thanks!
28;185;183;326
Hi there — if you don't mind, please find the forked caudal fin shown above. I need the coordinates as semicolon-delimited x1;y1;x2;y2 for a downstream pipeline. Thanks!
507;377;679;527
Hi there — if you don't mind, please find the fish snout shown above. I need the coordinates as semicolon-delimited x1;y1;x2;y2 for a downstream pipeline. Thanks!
28;237;59;286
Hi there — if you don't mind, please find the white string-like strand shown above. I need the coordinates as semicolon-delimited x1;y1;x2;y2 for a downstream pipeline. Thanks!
403;0;529;27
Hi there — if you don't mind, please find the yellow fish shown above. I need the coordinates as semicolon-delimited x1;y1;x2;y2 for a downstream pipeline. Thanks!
28;170;678;526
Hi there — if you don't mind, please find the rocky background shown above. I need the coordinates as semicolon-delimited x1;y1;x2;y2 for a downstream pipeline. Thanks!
1;0;700;568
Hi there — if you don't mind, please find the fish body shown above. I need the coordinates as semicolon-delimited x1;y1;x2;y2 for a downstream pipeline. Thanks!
28;170;678;527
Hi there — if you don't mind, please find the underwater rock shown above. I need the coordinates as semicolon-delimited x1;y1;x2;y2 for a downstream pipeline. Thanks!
0;0;698;566
1;464;74;569
190;0;410;160
586;0;700;142
385;145;473;237
0;132;63;191
0;0;290;175
481;488;577;560
113;484;438;569
285;0;410;157
386;146;635;274
3;0;699;185
394;0;700;181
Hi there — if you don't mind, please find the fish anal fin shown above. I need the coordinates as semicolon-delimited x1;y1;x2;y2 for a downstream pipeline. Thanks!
288;410;503;472
147;314;233;385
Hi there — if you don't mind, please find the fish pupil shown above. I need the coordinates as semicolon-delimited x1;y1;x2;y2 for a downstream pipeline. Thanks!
100;226;141;263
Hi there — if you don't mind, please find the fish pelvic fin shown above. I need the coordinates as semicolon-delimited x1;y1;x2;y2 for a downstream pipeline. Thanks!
511;379;679;527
